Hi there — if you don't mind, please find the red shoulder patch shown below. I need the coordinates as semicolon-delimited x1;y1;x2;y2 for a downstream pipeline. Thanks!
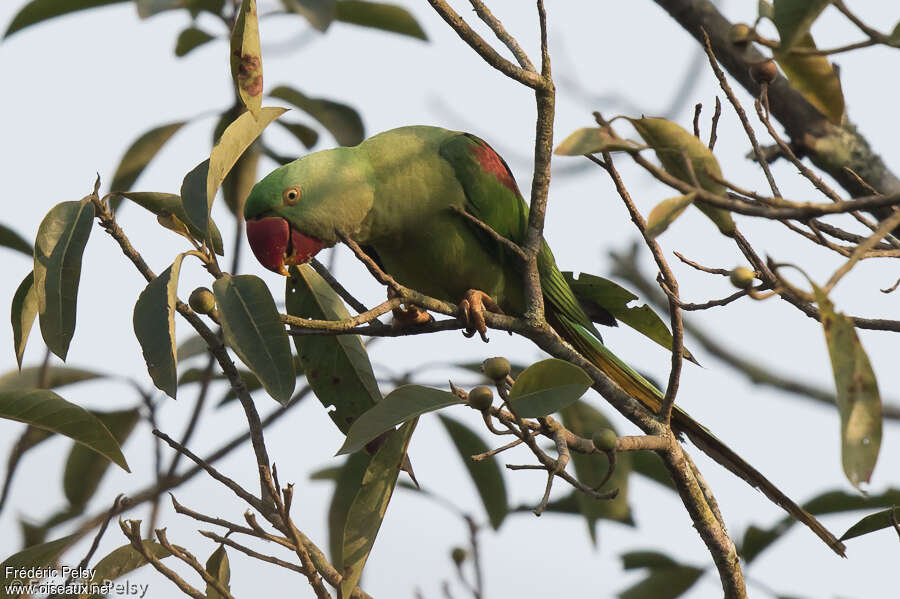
469;139;519;193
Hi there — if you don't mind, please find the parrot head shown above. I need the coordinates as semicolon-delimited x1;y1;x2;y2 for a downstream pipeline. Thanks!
244;147;374;275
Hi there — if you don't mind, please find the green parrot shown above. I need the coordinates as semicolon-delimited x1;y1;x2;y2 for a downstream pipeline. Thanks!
243;125;845;556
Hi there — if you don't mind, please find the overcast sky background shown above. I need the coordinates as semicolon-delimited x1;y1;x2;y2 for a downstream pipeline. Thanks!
2;1;899;597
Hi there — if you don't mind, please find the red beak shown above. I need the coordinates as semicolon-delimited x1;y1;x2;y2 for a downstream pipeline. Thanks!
246;217;325;275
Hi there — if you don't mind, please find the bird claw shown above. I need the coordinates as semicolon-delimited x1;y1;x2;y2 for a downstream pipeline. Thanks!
388;288;433;326
458;289;503;342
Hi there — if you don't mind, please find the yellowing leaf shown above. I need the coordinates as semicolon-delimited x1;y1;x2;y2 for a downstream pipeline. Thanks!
776;34;845;125
646;193;696;238
230;0;263;115
813;286;882;489
554;127;644;156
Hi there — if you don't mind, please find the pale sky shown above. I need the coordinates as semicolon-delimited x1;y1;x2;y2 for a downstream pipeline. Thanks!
1;1;899;598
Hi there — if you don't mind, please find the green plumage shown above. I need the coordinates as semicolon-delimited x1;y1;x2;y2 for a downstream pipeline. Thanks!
244;125;844;555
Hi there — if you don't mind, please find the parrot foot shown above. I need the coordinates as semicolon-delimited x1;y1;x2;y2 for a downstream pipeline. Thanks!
388;288;434;327
458;289;504;342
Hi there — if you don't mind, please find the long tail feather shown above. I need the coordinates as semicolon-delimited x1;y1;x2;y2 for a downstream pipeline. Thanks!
558;316;846;556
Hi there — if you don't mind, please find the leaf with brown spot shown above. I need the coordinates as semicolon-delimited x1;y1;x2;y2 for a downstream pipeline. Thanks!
230;0;263;115
813;285;882;490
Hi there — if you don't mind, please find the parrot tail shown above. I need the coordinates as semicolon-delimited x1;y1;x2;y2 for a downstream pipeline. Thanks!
556;316;846;557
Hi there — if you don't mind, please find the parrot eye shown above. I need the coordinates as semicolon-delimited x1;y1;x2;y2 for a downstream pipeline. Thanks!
283;186;301;206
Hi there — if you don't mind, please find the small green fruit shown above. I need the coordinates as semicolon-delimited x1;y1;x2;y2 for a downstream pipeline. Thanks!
729;23;753;45
481;357;511;381
451;547;467;565
592;429;618;452
729;266;756;290
189;287;216;314
468;386;494;411
750;59;778;85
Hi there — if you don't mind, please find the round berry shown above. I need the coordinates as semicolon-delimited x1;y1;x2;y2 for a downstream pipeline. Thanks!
592;429;618;452
481;357;511;381
189;287;216;314
468;386;494;411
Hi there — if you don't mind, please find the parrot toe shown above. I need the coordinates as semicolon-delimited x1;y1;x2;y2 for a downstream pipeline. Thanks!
458;289;503;342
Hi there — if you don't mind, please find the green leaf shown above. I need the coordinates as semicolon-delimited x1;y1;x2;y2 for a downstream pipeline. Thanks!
203;106;287;233
334;0;427;40
0;223;32;257
181;159;213;247
628;117;735;235
277;120;320;150
281;0;336;31
564;271;697;363
813;285;881;490
0;389;129;472
560;402;632;542
890;21;900;45
0;365;106;392
618;558;703;599
33;199;95;360
231;0;263;115
115;191;224;255
286;264;381;433
776;34;845;125
0;533;80;598
88;540;173;586
630;451;675;490
338;385;462;455
325;452;371;568
508;358;592;418
773;0;830;53
176;334;209;361
439;415;508;529
213;274;295;404
204;545;231;599
11;272;38;369
646;193;697;238
63;409;139;507
622;551;679;570
554;127;644;156
4;0;129;38
270;85;364;146
137;0;183;17
221;141;261;215
109;122;186;211
175;26;216;57
741;488;900;561
840;506;900;541
133;255;184;399
341;420;417;598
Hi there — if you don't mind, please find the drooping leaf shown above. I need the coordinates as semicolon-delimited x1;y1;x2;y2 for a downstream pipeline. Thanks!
0;533;81;597
230;0;263;115
204;107;286;231
11;272;38;369
776;34;845;125
617;551;703;599
508;358;592;418
564;271;697;363
33;199;94;360
741;488;900;562
175;26;216;57
115;191;224;255
63;409;139;507
560;401;631;542
439;415;507;529
773;0;830;53
0;365;106;392
646;193;697;238
88;540;173;586
109;122;186;212
277;120;319;150
281;0;336;31
0;223;32;257
213;274;295;404
270;85;364;146
0;390;129;472
324;452;371;568
813;285;881;490
133;255;185;399
341;420;417;599
628;117;735;236
286;264;381;432
840;506;900;541
4;0;129;38
181;159;213;247
338;385;461;455
204;545;231;599
554;127;644;156
334;0;427;40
